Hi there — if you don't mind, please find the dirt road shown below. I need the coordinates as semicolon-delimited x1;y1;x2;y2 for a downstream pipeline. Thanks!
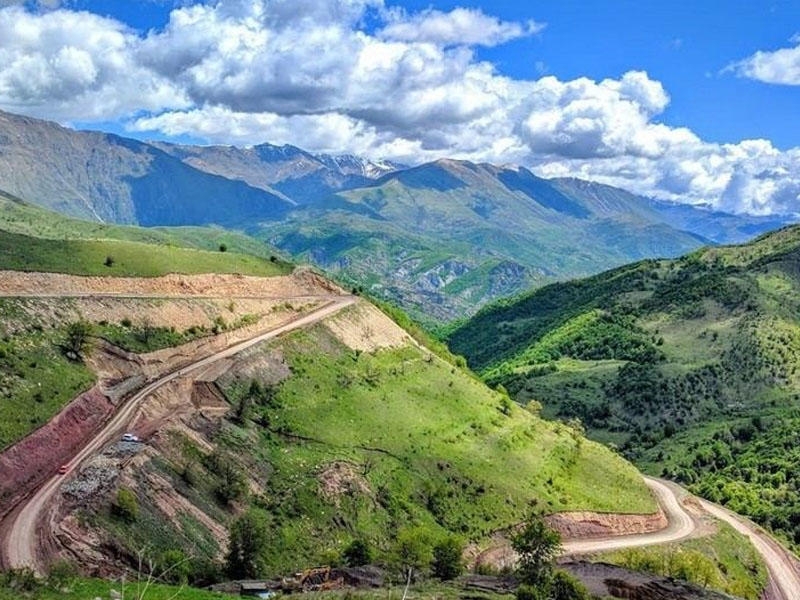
561;477;800;599
1;296;355;574
562;477;695;554
697;498;800;600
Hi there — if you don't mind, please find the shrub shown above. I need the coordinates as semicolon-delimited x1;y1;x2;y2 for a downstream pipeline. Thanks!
112;488;139;522
219;243;228;252
432;536;464;580
550;570;590;600
104;255;115;267
343;539;372;567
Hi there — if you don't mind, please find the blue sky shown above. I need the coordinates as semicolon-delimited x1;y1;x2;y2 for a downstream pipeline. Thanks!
2;0;799;214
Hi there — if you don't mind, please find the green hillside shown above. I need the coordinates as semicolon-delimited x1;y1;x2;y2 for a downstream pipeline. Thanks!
101;314;655;580
447;224;800;549
0;192;291;277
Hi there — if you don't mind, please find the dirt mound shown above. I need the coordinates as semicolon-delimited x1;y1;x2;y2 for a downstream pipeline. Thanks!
0;270;342;298
0;386;113;518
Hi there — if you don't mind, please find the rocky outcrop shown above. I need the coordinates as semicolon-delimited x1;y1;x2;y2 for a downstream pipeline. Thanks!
546;509;668;539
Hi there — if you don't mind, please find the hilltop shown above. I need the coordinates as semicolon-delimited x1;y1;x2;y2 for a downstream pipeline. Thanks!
447;223;800;550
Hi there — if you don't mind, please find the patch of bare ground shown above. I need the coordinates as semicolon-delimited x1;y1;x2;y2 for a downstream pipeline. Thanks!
317;461;373;506
322;302;414;351
0;268;342;297
0;387;114;520
546;509;667;539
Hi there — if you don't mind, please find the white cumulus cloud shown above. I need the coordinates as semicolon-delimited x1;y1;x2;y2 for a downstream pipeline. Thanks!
731;39;800;85
379;7;544;47
0;0;799;216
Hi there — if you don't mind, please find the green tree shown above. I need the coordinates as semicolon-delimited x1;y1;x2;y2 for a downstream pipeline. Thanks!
511;514;562;587
431;535;464;580
391;527;433;580
342;539;372;567
226;509;270;579
214;456;248;503
64;320;93;359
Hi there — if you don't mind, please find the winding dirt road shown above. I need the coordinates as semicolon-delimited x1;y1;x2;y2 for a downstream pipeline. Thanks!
1;296;355;574
560;477;800;599
562;477;694;554
697;498;800;600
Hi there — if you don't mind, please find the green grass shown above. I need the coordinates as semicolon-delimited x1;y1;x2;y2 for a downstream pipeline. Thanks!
0;308;95;450
203;324;655;576
0;574;238;600
0;229;291;277
0;193;284;261
595;522;768;599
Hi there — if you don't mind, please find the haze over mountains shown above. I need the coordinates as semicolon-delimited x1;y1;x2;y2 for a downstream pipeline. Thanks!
0;109;792;321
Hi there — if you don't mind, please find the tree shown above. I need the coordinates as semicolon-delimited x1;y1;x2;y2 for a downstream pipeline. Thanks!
226;509;270;579
215;456;248;503
342;539;372;567
218;243;228;252
431;536;464;581
64;319;93;359
511;514;561;587
391;527;433;580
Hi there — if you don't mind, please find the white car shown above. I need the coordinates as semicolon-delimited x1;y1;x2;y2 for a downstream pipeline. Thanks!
122;433;139;442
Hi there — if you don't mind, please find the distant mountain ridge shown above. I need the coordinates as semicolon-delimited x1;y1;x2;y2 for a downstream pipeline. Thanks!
0;109;794;321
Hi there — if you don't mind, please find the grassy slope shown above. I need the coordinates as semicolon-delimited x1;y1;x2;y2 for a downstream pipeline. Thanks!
446;224;800;549
103;320;655;578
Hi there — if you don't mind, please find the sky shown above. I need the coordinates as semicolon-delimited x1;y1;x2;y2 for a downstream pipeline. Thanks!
1;0;799;215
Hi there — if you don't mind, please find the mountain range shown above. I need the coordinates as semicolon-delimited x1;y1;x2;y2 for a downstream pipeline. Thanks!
0;109;792;322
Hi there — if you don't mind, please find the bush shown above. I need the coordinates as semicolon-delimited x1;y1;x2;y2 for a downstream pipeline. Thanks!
516;584;546;600
112;488;139;522
47;560;77;590
431;536;464;580
343;539;372;567
104;255;115;267
550;570;590;600
219;243;228;252
159;549;191;585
